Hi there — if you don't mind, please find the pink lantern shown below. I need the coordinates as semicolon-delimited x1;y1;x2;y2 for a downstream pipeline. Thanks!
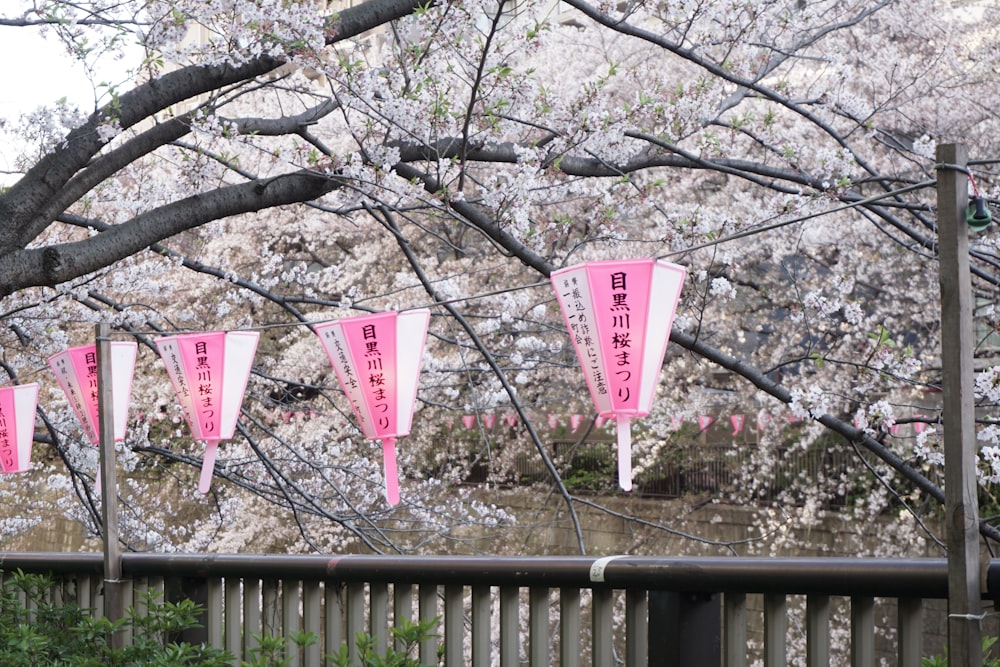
156;331;260;493
730;414;746;436
48;342;137;446
0;383;40;473
314;309;430;505
551;258;686;491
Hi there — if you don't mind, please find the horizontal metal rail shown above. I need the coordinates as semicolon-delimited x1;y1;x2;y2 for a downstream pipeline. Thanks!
0;552;970;596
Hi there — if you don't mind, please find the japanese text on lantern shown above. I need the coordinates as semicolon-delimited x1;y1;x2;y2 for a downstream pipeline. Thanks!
609;270;632;402
82;352;98;402
321;328;371;433
559;276;607;396
194;341;216;433
51;355;97;443
362;324;390;430
163;347;191;400
0;402;11;470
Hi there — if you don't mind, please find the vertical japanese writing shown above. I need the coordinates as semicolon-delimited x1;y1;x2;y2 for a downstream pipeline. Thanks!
362;324;390;430
608;270;632;403
324;328;371;434
84;351;98;404
326;331;359;392
560;275;608;397
194;341;215;434
166;349;189;398
0;399;12;470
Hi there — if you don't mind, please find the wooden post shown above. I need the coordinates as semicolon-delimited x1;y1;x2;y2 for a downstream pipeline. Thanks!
96;322;124;643
936;143;983;667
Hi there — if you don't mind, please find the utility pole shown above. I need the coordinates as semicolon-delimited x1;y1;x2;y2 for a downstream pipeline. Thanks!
937;143;983;667
96;322;124;645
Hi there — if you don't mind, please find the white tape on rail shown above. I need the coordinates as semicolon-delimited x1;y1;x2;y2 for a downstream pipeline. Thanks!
589;555;626;583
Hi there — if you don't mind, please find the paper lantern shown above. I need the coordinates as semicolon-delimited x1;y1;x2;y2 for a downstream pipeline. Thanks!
551;258;686;491
314;309;430;505
0;383;40;473
156;331;259;493
731;414;746;436
48;343;137;446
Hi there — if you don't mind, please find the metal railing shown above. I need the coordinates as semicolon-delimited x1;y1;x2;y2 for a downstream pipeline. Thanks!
0;552;996;666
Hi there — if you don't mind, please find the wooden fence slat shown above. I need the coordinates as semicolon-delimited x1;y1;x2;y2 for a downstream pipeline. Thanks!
206;577;223;653
244;578;262;657
347;581;365;666
807;594;831;667
370;582;389;656
418;584;439;666
224;576;242;664
592;588;613;667
324;583;344;659
560;588;581;667
898;597;923;667
850;596;875;667
529;587;549;667
392;583;413;653
724;592;747;667
499;586;519;667
764;593;787;667
471;585;491;667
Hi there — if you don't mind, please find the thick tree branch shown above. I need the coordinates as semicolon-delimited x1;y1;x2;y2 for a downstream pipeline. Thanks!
0;0;426;254
0;171;341;296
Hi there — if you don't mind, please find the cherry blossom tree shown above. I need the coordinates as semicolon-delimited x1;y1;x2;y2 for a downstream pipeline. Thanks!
1;0;1000;559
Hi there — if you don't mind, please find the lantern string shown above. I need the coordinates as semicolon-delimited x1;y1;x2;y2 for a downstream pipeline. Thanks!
658;178;937;260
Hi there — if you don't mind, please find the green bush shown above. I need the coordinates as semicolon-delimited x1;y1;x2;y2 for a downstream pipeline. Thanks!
328;616;440;667
922;636;1000;667
0;569;232;666
0;569;440;667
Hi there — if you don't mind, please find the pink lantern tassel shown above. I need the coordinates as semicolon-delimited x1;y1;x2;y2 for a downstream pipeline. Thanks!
198;440;220;494
616;414;633;492
383;438;400;505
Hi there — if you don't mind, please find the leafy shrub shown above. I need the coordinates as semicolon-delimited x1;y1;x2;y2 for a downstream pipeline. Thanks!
0;569;440;667
328;616;440;667
0;569;232;666
922;636;1000;667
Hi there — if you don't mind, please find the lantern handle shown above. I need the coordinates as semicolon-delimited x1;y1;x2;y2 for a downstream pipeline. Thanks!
198;440;219;493
616;415;633;492
383;438;400;505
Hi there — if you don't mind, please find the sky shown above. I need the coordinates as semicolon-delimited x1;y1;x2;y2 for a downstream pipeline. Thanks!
0;23;138;183
0;28;136;119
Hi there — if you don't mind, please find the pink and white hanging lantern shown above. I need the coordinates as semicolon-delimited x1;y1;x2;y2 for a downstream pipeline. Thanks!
551;258;686;491
48;342;138;446
0;383;40;473
314;309;430;505
156;331;259;493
